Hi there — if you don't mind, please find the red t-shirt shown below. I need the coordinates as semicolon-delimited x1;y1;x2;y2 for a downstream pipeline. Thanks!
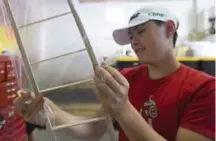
118;64;215;141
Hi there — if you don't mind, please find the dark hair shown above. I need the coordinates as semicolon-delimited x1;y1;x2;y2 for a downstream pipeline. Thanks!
154;20;178;47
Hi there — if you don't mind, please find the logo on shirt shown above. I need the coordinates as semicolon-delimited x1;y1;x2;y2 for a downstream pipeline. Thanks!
140;95;158;128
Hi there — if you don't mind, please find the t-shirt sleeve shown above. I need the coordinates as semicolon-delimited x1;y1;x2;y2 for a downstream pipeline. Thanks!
180;79;215;139
120;68;131;76
120;67;137;80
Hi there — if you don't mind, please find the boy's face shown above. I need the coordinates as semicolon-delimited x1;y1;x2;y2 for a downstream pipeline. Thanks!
129;20;175;64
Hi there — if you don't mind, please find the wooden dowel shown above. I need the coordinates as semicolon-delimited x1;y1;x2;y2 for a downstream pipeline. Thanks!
18;11;72;29
30;48;86;65
3;0;40;95
52;117;105;131
40;78;93;93
67;0;116;140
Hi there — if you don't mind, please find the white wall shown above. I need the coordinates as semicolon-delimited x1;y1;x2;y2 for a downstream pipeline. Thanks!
10;0;216;59
77;1;194;57
75;0;215;57
196;0;215;32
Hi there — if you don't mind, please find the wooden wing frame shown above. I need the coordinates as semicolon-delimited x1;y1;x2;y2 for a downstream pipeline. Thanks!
2;0;115;140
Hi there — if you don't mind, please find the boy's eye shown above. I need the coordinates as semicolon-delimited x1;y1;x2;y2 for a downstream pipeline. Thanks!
128;29;145;40
137;29;145;34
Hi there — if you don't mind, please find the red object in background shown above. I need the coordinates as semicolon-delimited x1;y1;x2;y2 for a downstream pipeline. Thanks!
0;106;27;141
0;55;27;141
0;55;19;108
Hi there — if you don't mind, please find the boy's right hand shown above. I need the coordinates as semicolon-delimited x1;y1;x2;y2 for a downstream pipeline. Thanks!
14;90;46;126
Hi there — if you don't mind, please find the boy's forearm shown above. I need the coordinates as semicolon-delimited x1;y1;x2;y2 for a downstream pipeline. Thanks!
115;102;166;141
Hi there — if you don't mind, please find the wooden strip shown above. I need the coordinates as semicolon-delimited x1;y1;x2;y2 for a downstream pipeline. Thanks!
52;117;105;130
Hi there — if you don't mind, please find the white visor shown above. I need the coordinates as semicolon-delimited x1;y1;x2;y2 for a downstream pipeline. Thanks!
112;5;179;46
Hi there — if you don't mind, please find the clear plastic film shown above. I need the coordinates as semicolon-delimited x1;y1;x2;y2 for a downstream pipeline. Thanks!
0;1;32;141
0;0;116;141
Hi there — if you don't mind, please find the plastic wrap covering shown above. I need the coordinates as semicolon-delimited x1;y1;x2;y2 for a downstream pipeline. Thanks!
5;0;95;91
0;1;30;138
0;34;27;141
1;0;115;140
0;6;27;138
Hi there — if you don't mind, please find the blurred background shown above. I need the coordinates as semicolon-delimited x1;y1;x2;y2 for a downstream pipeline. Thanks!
0;0;215;140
